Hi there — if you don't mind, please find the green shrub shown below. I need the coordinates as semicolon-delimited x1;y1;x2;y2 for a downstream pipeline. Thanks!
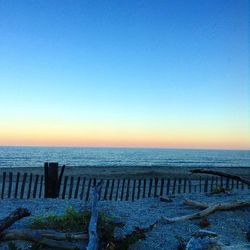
28;205;90;232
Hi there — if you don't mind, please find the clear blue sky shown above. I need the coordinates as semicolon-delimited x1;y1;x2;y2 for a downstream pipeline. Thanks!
0;0;249;149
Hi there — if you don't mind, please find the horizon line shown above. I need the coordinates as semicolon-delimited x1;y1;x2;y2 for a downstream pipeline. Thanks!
0;144;249;151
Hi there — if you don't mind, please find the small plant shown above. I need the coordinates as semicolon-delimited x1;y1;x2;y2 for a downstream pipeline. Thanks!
27;206;147;250
28;205;91;232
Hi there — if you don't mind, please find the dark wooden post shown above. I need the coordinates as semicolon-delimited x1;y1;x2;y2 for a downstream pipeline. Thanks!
44;162;59;198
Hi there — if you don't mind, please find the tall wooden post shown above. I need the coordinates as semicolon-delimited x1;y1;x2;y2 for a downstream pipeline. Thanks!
44;162;59;198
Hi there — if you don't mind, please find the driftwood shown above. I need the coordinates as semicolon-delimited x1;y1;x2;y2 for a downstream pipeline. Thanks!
190;168;250;186
162;199;250;223
87;181;103;250
0;207;88;249
0;229;85;250
1;229;87;241
184;199;250;210
0;208;30;233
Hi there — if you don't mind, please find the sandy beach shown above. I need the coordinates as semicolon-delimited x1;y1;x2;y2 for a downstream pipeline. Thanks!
1;166;250;179
0;190;249;249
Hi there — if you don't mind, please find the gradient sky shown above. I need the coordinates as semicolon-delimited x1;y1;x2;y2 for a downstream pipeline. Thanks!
0;0;249;149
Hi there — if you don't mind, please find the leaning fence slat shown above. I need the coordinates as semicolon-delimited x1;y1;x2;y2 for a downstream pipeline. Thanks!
183;178;187;193
98;179;104;201
220;176;223;188
20;173;27;199
86;178;92;201
172;178;176;194
33;175;39;199
236;180;239;189
68;176;74;199
137;179;141;199
39;175;43;198
132;179;136;201
120;179;125;201
215;177;218;188
8;172;13;198
160;178;164;196
143;179;146;198
1;172;6;199
154;177;158;197
241;181;244;190
178;178;182;194
74;177;81;199
125;179;130;201
80;178;86;200
27;173;33;199
109;179;115;200
103;179;110;201
204;177;208;193
231;179;234;189
14;172;20;198
210;176;214;192
188;179;192;193
226;177;230;189
115;179;120;201
166;179;170;195
62;176;68;199
148;179;153;197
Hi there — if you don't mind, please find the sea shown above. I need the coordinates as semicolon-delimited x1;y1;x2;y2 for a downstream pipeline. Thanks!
0;146;249;168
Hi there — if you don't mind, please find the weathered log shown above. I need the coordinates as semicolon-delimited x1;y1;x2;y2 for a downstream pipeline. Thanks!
0;208;31;233
0;229;84;249
162;204;221;222
36;230;88;241
163;199;250;223
184;199;208;209
87;181;103;250
190;168;250;186
184;199;250;210
0;229;87;241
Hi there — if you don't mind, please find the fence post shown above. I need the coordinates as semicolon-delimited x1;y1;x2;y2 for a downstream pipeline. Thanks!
44;162;59;198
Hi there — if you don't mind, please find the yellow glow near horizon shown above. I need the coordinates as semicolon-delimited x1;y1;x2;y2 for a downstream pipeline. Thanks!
1;119;249;150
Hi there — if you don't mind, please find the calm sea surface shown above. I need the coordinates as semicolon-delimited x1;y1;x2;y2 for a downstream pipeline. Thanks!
0;146;249;168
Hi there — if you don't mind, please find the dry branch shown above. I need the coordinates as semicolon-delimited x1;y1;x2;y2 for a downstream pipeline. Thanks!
190;168;250;186
36;230;87;241
183;199;209;209
87;181;103;250
0;229;84;249
0;208;30;233
184;199;250;210
162;204;220;223
162;199;250;223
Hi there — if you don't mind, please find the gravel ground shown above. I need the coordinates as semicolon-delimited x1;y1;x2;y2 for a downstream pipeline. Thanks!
0;190;249;250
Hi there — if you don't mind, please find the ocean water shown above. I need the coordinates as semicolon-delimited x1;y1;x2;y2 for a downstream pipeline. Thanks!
0;146;249;168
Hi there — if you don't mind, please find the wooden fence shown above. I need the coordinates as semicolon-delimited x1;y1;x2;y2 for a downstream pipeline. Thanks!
0;172;249;201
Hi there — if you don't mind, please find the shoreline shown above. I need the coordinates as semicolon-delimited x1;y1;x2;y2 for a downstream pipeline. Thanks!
1;166;250;179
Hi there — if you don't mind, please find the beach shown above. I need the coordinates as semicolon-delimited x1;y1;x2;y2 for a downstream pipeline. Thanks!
1;166;250;179
0;190;249;249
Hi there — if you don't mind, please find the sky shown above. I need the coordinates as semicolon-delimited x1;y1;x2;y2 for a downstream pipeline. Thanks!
0;0;249;149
